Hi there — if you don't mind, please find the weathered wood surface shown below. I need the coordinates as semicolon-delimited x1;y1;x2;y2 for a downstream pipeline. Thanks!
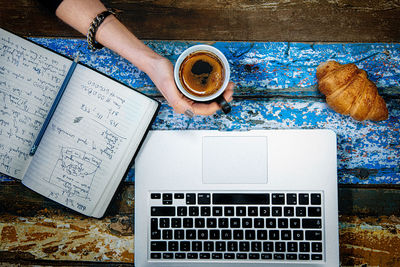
1;0;400;42
0;38;399;265
1;39;399;184
1;184;400;265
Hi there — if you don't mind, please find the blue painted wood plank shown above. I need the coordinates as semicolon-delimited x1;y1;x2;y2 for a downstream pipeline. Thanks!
28;38;400;97
3;98;398;184
1;38;399;184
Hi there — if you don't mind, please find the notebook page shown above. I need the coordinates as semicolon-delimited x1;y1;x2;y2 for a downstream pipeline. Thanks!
22;64;156;216
0;28;71;179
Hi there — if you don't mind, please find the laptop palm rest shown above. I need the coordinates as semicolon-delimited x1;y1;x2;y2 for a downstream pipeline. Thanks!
202;136;268;184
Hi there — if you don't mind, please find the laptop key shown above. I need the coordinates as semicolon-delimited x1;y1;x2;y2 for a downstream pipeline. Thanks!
177;206;187;216
308;207;322;217
269;230;279;240
186;230;196;239
249;253;260;259
171;218;181;228
311;193;322;205
299;193;309;205
286;193;297;204
192;241;202;251
180;241;190;251
237;253;247;259
239;241;250;252
233;230;244;240
265;218;276;228
216;241;226;251
286;254;297;260
261;253;272;259
312;254;323;260
212;253;223;259
150;253;161;259
287;242;298;252
187;253;198;259
245;230;256;240
263;242;273;252
272;193;285;204
210;230;220;240
300;242;311;252
230;218;240;228
275;242;285;252
189;206;199;216
274;253;285;260
227;241;238;251
303;218;322;228
222;230;232;240
151;241;167;251
296;207;306;217
306;230;322;240
201;206;211;216
207;218;217;228
175;253;186;259
151;206;175;216
151;193;161;199
213;207;223;216
251;241;262;252
162;193;172;205
174;193;184;199
236;206;246;216
159;218;169;228
186;193;196;204
198;193;211;204
163;253;173;259
224;253;235;259
183;218;193;228
299;254;310;260
260;206;270;216
272;207;282;216
174;229;184;240
248;207;258;216
293;230;304;240
224;206;235;216
204;241;214;251
162;230;172;240
312;242;323;252
168;241;178;251
257;230;268;240
200;253;210;259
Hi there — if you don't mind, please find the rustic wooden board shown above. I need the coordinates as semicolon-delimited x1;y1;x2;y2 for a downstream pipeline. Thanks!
0;38;399;265
1;38;399;184
26;39;400;97
1;184;400;264
1;0;400;42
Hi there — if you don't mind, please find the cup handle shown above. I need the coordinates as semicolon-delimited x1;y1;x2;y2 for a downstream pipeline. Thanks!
216;95;231;114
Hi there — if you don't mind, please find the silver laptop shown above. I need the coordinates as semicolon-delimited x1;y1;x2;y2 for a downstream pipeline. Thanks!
135;130;339;266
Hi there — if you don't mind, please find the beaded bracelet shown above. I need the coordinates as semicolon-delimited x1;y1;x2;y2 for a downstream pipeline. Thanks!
87;8;119;51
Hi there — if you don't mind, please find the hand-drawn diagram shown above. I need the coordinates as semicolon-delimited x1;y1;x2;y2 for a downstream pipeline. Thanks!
47;147;102;199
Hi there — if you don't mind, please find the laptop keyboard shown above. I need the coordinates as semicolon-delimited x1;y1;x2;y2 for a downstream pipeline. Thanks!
149;192;324;262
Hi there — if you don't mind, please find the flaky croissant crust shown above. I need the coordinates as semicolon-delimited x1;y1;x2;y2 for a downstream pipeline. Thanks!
316;61;388;121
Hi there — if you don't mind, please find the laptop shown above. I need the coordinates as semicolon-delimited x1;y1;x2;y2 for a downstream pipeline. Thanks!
135;130;339;266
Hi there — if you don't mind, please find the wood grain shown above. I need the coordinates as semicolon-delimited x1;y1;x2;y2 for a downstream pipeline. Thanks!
1;0;399;42
1;183;400;264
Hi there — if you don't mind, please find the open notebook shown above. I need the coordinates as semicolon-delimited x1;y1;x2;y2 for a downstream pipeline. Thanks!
0;28;159;218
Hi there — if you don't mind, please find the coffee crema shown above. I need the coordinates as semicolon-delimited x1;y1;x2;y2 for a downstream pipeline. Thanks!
179;51;225;97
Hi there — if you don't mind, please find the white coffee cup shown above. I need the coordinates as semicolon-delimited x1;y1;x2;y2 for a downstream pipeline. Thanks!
174;45;231;113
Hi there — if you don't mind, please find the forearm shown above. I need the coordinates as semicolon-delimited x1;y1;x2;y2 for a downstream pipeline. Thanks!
55;0;162;74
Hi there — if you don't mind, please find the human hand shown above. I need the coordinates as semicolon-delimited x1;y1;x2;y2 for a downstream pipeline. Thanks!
147;57;234;116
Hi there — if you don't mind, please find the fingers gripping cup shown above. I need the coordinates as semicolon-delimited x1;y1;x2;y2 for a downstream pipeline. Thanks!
174;45;231;114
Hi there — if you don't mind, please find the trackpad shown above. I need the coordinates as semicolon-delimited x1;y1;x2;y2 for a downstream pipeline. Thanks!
202;136;268;184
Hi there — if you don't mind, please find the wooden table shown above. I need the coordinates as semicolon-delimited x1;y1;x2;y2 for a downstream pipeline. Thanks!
1;1;400;266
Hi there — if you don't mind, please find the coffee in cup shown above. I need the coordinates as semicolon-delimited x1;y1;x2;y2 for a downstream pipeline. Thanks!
174;45;231;114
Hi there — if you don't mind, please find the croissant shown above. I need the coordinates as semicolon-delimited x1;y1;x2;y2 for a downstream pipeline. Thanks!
316;61;388;121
